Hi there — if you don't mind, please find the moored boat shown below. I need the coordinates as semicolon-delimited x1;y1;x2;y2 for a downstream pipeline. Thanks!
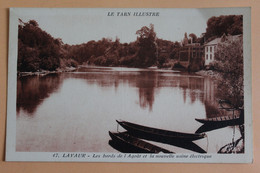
195;111;244;126
116;120;206;142
109;131;174;153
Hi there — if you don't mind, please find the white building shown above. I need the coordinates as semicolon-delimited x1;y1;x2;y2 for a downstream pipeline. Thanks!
204;38;221;66
204;34;242;66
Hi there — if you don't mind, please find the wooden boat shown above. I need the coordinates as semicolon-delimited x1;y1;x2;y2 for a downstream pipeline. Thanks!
195;111;244;126
116;120;206;142
109;131;174;153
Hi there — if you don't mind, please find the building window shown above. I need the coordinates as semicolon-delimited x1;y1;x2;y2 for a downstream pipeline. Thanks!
210;54;212;60
210;47;212;52
206;55;208;60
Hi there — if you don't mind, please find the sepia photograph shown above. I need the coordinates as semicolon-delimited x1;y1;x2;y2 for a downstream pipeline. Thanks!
6;8;252;162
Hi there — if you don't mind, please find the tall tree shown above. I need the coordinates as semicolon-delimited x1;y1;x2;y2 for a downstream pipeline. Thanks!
135;24;157;67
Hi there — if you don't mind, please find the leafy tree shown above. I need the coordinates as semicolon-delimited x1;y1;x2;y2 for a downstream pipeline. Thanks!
18;40;40;72
135;24;157;67
205;15;243;41
18;19;62;72
214;37;243;108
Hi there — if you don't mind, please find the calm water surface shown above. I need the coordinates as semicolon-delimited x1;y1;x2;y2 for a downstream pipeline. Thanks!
16;66;241;153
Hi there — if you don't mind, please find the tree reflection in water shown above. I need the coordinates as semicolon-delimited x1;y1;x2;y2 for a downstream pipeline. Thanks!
137;71;157;111
16;67;219;117
17;74;62;116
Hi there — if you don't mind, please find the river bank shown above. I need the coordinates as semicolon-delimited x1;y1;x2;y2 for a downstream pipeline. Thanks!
196;69;245;154
195;69;222;80
17;67;221;79
18;65;179;77
17;66;77;77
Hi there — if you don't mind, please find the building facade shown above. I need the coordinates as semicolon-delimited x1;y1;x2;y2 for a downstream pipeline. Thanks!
204;34;242;66
204;38;220;66
178;43;204;71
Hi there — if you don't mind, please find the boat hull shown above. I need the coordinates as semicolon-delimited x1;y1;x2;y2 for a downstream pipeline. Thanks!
109;131;174;153
116;120;205;142
195;114;244;126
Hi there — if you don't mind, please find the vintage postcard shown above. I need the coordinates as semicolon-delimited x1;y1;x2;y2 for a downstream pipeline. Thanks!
6;8;252;162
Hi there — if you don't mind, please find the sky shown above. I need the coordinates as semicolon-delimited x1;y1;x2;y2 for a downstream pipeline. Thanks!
14;8;249;45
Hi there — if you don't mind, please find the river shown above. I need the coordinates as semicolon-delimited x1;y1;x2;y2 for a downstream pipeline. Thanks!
16;66;242;153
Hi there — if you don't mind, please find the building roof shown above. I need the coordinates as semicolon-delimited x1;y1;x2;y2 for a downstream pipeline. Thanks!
204;34;242;46
204;38;221;46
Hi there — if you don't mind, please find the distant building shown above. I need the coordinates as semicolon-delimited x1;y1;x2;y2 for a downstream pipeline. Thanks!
178;33;204;71
204;34;242;66
182;32;189;46
179;43;204;70
204;37;222;66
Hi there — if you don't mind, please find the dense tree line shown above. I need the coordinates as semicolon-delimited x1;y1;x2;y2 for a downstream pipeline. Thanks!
18;20;180;72
18;15;243;72
18;20;63;72
204;15;243;42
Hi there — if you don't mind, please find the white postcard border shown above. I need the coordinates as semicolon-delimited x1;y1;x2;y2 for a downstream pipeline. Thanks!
6;7;252;163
